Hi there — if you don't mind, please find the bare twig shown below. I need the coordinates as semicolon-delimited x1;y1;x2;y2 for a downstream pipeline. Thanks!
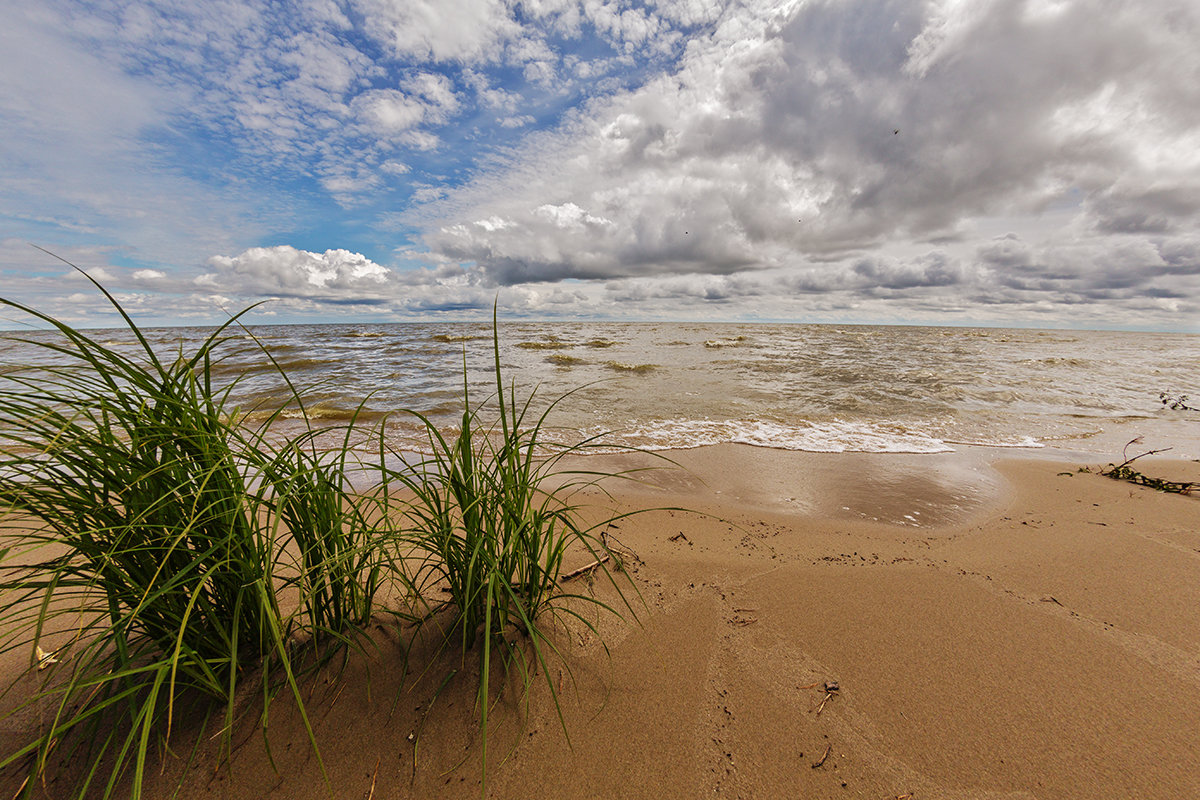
602;526;643;568
366;757;380;800
811;743;831;769
1118;436;1172;466
327;681;347;712
561;554;611;581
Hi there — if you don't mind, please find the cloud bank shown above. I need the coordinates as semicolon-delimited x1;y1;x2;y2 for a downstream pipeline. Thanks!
1;0;1197;329
414;0;1199;326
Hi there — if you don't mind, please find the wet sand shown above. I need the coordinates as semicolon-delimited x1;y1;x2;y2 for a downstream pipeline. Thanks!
6;445;1200;798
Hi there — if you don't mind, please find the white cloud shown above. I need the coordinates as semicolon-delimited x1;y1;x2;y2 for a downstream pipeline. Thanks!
1;0;718;227
200;246;393;297
352;0;523;63
474;216;515;232
320;173;382;194
402;72;462;119
498;114;536;128
409;0;1200;329
352;89;428;133
649;0;724;27
904;0;986;79
0;5;278;264
534;202;613;228
73;265;114;283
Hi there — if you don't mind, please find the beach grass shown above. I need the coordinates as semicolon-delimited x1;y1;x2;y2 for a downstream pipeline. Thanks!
0;276;321;798
0;278;649;797
258;407;405;656
390;307;641;790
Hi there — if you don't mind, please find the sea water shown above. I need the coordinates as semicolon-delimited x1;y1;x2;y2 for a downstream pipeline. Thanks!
2;322;1197;460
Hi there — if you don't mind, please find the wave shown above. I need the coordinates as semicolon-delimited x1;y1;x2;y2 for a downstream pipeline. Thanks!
207;356;332;375
1020;357;1090;367
273;402;387;422
431;334;481;343
601;418;956;454
704;336;748;348
941;435;1044;449
604;361;656;374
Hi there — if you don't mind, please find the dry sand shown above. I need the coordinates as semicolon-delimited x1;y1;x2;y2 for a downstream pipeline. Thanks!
6;445;1200;799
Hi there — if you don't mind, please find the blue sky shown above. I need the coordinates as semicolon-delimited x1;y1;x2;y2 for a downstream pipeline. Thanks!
2;0;1198;330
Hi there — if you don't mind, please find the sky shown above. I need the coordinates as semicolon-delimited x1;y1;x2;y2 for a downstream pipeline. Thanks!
1;0;1198;331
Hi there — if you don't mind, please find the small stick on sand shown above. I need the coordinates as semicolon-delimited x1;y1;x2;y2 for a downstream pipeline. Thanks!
815;692;832;715
367;757;380;800
811;743;831;769
561;554;611;581
328;681;347;710
669;532;690;543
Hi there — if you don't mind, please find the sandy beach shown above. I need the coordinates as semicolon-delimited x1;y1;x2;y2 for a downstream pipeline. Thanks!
5;445;1199;799
7;0;1200;796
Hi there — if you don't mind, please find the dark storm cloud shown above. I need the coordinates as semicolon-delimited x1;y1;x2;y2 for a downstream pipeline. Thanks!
1085;186;1200;235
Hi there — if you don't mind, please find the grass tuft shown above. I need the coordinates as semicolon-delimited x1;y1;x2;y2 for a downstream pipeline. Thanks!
0;269;402;797
0;273;665;798
0;276;302;798
391;306;645;791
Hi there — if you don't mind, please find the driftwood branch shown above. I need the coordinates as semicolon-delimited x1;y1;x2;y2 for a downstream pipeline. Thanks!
561;554;611;581
1117;436;1171;466
1099;438;1195;495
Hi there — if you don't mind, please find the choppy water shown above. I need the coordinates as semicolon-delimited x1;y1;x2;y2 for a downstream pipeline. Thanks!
2;322;1198;460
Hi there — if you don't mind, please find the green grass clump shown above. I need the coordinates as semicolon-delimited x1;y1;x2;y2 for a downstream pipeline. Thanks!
263;421;399;645
394;309;639;788
0;275;403;797
0;276;654;798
